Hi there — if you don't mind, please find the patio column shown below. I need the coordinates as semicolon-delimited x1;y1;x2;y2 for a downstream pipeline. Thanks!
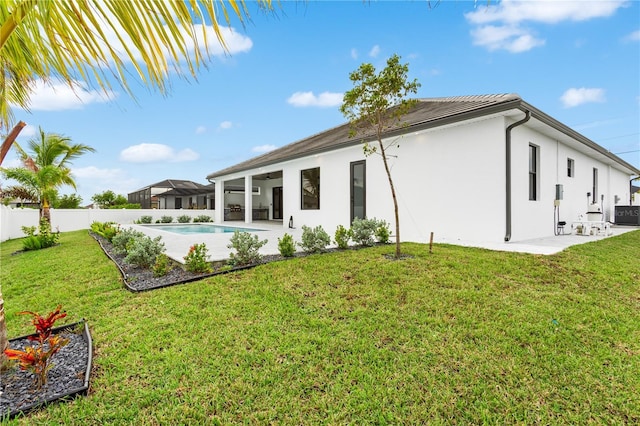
245;175;253;224
214;180;224;223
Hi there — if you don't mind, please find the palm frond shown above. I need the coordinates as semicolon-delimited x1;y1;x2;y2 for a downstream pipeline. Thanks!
0;0;274;129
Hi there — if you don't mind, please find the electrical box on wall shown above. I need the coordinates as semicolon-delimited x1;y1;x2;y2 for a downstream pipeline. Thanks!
555;184;564;201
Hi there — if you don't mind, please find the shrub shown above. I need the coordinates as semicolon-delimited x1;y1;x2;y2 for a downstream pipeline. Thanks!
136;215;153;224
193;215;213;223
124;234;165;268
153;253;173;277
227;231;267;266
351;217;377;247
90;221;118;242
299;225;330;254
177;215;191;223
21;218;59;251
183;243;213;273
375;219;391;244
22;235;42;251
278;233;296;257
111;228;146;255
334;225;352;249
160;216;173;223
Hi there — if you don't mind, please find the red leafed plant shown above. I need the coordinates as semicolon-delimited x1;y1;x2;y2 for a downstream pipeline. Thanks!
4;305;69;388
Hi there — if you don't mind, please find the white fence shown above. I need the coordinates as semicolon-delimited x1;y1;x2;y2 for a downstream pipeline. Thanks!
0;206;215;242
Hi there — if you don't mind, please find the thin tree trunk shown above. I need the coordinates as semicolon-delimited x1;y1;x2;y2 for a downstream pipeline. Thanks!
0;287;8;368
378;139;401;258
0;121;26;166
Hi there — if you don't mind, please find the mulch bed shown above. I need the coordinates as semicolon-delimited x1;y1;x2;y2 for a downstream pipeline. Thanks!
90;232;294;292
0;320;93;420
90;232;398;292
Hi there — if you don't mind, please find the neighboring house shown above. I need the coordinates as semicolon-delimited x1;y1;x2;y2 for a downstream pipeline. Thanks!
128;179;213;209
2;198;39;209
206;94;640;245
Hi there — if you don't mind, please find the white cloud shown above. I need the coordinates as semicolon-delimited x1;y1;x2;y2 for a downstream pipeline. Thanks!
18;124;37;138
287;91;343;108
218;121;233;130
195;126;207;134
72;166;127;180
183;25;253;57
560;88;606;108
119;143;200;163
351;48;358;60
70;166;139;201
369;45;381;58
13;79;117;111
470;24;545;52
91;3;253;64
465;0;627;53
251;144;277;153
623;29;640;42
465;1;626;25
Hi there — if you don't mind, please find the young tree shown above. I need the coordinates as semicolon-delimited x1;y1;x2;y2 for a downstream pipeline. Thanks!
54;193;83;209
340;54;420;258
91;190;128;208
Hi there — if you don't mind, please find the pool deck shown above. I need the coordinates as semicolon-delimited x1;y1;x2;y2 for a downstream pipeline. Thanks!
126;222;639;263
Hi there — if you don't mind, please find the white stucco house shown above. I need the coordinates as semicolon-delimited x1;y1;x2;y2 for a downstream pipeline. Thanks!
206;94;640;245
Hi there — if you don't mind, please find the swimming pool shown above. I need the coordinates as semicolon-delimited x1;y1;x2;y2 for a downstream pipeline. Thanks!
141;224;265;235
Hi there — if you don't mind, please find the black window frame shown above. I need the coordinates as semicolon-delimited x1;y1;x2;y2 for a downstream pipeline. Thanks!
301;167;320;210
567;158;574;178
529;144;539;201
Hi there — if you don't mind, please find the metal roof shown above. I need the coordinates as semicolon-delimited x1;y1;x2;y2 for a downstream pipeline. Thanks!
206;94;640;179
130;179;208;194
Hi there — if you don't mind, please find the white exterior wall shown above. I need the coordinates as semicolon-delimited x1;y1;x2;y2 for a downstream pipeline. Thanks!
214;116;508;244
381;116;507;244
280;146;365;230
509;125;634;240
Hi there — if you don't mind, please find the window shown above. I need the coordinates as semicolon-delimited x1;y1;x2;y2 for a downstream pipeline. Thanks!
567;158;574;178
592;168;598;204
301;167;320;210
529;144;539;201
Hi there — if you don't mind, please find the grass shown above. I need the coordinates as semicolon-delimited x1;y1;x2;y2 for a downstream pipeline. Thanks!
1;229;639;424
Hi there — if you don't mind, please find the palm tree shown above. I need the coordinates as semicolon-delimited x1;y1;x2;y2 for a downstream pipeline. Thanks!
0;0;273;368
1;0;274;373
2;128;94;222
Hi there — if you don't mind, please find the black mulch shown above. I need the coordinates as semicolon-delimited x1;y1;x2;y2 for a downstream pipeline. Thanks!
90;232;399;292
1;321;92;419
90;232;302;292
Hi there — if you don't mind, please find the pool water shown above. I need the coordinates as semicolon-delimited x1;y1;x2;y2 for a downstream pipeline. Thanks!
141;224;265;235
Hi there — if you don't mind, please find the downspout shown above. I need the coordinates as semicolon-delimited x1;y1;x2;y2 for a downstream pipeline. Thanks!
504;110;531;242
631;176;640;205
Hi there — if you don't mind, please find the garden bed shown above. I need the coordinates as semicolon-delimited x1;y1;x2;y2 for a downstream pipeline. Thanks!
0;320;93;419
90;231;392;292
90;233;287;292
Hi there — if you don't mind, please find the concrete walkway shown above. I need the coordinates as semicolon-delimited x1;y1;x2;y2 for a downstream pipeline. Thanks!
126;222;639;263
450;225;638;255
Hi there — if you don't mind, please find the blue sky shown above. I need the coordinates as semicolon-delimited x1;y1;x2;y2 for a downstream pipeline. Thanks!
4;0;639;204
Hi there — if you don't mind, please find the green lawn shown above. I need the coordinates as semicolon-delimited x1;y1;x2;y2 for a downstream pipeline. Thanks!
1;230;639;425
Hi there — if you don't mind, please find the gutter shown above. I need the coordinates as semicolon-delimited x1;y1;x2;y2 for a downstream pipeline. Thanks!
504;110;531;242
